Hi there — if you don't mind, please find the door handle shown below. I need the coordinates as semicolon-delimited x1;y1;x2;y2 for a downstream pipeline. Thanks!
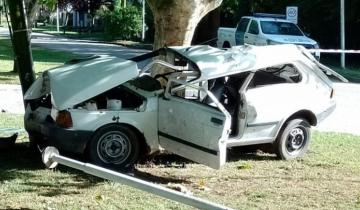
211;117;223;126
245;36;248;38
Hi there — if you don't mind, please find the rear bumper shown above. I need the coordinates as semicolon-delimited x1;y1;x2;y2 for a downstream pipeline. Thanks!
316;102;336;124
25;114;92;154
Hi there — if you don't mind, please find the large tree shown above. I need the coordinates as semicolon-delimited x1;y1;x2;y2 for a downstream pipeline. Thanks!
6;0;35;94
147;0;223;50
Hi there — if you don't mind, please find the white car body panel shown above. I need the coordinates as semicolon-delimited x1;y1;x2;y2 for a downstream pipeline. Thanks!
48;56;139;110
265;34;317;45
24;75;46;100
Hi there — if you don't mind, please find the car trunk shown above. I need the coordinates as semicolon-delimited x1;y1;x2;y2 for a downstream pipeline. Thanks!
25;56;140;110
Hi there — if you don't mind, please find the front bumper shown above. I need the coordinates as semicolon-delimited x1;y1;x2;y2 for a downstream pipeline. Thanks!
25;109;92;154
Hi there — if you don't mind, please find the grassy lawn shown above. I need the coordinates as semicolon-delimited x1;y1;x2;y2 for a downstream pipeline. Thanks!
33;25;111;41
321;55;360;82
1;113;360;209
0;37;77;84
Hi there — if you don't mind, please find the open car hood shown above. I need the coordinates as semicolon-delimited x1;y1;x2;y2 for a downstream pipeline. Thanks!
47;56;138;110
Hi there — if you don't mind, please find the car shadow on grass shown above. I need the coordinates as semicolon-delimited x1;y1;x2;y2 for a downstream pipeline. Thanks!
0;142;189;197
227;145;278;162
0;142;103;197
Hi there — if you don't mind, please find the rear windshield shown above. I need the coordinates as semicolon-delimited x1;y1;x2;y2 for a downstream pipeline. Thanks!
260;21;303;36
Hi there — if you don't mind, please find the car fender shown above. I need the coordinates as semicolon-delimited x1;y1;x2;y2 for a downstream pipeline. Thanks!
273;109;317;139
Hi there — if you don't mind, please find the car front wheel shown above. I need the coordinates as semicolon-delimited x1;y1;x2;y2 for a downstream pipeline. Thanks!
89;124;139;170
275;119;311;160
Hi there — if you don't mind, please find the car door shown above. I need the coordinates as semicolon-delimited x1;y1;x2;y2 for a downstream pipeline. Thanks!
244;20;260;45
158;80;231;169
235;18;250;45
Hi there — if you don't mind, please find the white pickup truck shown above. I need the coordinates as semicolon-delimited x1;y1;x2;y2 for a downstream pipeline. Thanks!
217;14;320;59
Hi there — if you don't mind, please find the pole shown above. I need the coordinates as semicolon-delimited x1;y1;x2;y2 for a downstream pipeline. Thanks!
0;0;2;25
340;0;345;68
141;0;145;41
6;0;35;95
42;147;233;210
56;3;59;32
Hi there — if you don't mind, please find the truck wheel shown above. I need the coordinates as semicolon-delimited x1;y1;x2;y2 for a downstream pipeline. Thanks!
89;124;139;170
222;42;231;48
274;119;310;160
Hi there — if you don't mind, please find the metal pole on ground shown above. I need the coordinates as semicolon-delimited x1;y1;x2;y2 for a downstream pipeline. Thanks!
340;0;345;68
42;147;233;210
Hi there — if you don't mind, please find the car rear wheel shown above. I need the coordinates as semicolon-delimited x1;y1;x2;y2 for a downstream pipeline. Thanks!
89;124;139;170
275;119;310;160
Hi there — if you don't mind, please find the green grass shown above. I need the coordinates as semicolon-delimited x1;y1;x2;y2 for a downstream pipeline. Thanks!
0;37;77;84
321;55;360;82
32;25;110;41
1;113;360;210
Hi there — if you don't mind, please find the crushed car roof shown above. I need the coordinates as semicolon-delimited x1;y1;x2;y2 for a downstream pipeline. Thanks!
169;45;347;83
43;44;346;110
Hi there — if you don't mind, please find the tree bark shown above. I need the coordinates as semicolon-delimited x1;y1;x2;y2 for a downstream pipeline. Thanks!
147;0;222;50
25;0;39;29
7;0;35;96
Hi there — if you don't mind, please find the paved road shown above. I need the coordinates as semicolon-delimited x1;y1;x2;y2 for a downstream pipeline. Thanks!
316;82;360;135
0;27;359;136
1;27;148;59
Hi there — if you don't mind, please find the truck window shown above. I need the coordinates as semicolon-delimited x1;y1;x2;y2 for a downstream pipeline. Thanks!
260;21;303;36
236;18;250;33
248;20;259;35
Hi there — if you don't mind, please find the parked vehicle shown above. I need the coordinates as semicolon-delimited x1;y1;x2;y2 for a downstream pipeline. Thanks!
217;14;321;59
24;44;346;170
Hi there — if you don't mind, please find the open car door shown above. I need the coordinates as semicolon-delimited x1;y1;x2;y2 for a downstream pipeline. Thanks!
158;80;231;169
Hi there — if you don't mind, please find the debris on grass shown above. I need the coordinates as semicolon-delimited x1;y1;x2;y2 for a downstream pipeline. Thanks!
356;196;360;207
166;183;192;195
194;179;211;191
95;194;105;202
236;162;253;170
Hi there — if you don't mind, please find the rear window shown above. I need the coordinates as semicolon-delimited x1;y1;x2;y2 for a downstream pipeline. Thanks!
248;20;259;35
260;21;303;36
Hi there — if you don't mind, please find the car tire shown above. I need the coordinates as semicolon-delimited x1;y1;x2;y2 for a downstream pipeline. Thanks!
274;119;311;160
222;41;231;48
28;133;45;149
89;124;140;170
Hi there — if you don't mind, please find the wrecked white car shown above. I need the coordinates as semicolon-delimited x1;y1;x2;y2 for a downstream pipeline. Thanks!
24;44;347;169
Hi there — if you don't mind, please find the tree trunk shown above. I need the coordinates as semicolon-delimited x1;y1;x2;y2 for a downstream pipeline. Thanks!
7;0;35;97
147;0;222;50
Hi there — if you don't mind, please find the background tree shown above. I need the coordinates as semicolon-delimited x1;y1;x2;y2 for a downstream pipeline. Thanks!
6;0;35;94
147;0;223;50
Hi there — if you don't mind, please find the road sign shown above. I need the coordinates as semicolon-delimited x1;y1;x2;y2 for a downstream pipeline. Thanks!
286;6;298;24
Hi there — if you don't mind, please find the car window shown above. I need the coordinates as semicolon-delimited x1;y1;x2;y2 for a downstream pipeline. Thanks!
236;18;250;32
249;64;302;88
248;20;259;35
260;21;303;36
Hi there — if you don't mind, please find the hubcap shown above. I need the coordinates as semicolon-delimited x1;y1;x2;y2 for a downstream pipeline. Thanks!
97;132;131;164
286;127;306;154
